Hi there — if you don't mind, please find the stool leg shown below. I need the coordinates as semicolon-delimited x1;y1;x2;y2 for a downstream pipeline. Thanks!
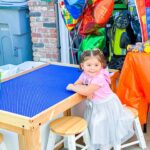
100;145;112;150
134;117;146;149
64;137;68;149
68;135;76;150
0;142;7;150
46;130;56;150
113;144;121;150
88;144;96;150
83;129;91;150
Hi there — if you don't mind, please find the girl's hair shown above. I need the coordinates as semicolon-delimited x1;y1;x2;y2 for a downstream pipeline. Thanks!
80;49;107;68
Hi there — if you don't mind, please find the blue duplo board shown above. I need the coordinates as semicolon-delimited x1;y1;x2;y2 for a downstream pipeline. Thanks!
0;64;82;117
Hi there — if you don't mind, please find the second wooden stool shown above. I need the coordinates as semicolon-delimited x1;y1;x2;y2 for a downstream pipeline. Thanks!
114;106;147;150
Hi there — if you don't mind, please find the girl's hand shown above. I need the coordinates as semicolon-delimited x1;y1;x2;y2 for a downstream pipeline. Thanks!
66;84;74;91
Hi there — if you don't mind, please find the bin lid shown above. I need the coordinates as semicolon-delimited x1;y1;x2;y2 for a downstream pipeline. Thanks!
0;0;28;2
0;1;28;9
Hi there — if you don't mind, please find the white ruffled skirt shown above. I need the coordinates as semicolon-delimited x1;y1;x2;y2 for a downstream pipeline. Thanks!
84;93;134;149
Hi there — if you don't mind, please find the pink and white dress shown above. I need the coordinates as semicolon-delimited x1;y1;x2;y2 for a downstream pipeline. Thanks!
78;69;134;149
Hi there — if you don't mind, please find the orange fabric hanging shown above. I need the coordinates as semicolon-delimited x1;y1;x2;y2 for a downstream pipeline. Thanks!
116;52;150;124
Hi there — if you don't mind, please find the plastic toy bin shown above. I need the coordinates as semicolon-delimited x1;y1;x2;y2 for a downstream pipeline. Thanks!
0;1;32;66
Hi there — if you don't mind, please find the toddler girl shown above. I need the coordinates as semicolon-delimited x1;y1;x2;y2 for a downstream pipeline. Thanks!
67;49;134;150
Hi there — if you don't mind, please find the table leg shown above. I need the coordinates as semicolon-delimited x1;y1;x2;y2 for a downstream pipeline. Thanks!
23;127;41;150
18;134;25;150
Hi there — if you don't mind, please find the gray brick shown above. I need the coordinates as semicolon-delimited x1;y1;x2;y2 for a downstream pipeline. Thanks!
43;23;56;28
30;12;41;17
33;43;44;48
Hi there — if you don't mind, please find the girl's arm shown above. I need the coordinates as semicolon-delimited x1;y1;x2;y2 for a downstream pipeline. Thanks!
74;79;82;85
66;83;99;97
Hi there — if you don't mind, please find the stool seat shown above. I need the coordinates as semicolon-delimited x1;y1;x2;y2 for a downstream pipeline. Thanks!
47;116;90;150
50;116;87;135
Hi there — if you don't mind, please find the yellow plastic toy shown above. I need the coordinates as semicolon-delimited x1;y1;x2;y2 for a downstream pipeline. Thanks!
144;46;150;53
144;40;150;47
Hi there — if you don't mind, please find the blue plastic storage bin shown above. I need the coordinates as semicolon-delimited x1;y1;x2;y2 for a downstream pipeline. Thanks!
0;1;32;66
0;0;28;2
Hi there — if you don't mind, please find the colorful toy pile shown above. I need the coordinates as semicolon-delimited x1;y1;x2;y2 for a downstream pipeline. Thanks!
127;40;150;53
59;0;114;34
59;0;150;66
59;0;114;60
59;0;150;41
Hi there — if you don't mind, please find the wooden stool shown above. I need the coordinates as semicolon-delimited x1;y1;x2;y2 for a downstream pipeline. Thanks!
0;133;7;150
110;70;146;149
46;116;90;150
114;106;147;150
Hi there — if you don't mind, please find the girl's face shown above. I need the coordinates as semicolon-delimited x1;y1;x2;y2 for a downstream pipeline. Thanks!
81;56;102;77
